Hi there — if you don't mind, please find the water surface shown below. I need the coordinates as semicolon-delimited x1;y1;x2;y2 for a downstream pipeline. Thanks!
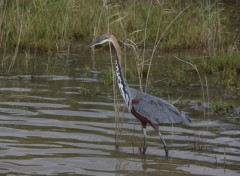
0;51;239;175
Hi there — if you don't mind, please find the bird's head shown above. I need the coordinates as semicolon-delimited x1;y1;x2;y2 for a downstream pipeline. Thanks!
88;32;113;47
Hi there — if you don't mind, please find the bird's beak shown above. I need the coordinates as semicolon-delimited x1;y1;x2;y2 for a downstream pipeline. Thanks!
87;35;107;48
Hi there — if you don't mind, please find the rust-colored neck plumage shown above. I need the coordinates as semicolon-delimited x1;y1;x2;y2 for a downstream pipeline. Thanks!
109;34;130;106
109;35;123;73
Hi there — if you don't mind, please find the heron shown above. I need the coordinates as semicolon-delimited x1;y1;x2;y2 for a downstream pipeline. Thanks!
88;32;191;157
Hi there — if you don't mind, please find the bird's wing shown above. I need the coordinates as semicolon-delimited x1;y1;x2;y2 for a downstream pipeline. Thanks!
130;89;191;124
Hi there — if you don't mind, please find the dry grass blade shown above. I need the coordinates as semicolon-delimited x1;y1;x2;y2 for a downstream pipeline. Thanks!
121;38;144;90
173;55;206;117
8;9;24;73
145;5;190;91
128;30;143;36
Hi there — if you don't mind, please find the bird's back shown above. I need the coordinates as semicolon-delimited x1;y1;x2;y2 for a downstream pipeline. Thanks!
129;88;191;124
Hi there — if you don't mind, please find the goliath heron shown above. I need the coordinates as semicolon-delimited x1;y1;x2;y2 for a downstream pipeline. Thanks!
88;32;191;157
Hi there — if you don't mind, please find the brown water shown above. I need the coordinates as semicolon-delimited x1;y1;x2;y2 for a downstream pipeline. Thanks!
0;51;239;175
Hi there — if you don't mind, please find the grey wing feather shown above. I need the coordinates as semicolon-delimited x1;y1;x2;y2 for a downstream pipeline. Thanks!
130;89;191;124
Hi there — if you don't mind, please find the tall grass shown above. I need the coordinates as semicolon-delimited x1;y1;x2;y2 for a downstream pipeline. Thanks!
0;0;237;52
0;0;239;83
200;52;240;87
0;1;93;53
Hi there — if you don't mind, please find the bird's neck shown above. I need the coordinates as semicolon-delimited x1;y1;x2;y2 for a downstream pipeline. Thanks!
115;56;130;106
111;35;123;73
110;35;130;106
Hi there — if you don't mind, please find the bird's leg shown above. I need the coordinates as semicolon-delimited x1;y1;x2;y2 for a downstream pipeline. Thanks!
157;128;168;157
139;126;147;154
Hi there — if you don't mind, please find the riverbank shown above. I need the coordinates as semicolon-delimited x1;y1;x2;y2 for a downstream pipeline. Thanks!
0;0;239;88
0;0;239;51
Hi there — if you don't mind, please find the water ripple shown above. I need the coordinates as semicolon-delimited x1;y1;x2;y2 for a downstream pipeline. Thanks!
0;73;239;175
0;102;69;108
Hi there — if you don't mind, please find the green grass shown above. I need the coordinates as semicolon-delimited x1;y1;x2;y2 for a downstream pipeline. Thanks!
0;0;237;52
210;99;235;116
0;0;102;52
0;0;239;88
200;52;240;87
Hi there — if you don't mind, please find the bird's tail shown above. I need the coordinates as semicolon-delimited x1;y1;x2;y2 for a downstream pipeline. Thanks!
181;111;191;123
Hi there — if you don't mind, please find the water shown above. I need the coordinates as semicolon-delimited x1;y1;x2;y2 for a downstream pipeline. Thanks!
0;51;239;175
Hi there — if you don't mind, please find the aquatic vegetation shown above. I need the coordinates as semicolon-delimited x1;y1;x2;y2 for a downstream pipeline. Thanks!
200;52;240;87
79;83;101;96
100;67;114;85
0;0;239;89
163;64;193;86
210;100;235;116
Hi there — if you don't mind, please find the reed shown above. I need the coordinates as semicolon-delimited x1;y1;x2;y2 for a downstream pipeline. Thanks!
200;52;240;87
0;0;236;52
0;0;239;87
